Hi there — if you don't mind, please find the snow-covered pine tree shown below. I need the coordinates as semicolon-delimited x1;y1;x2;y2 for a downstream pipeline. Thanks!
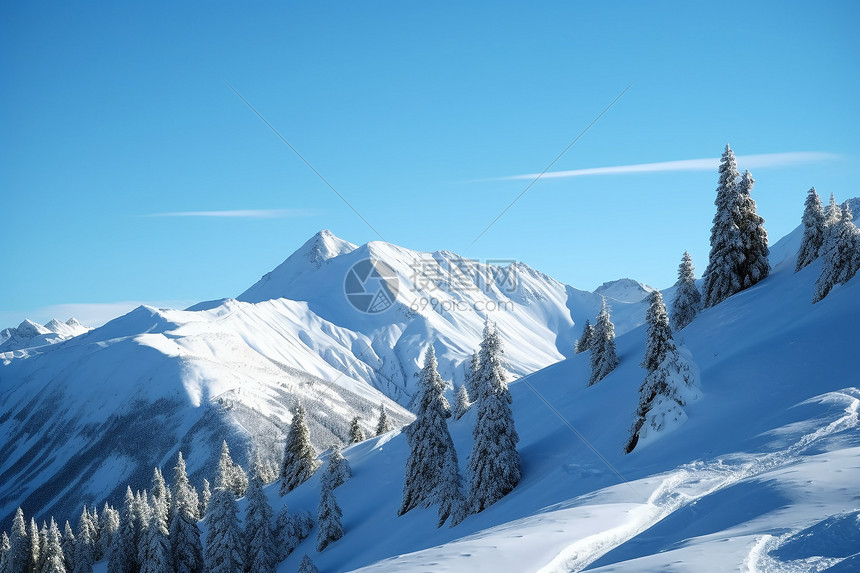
824;193;840;224
169;453;203;573
73;509;94;573
670;251;701;331
215;442;248;499
149;468;170;532
37;520;48;573
465;351;480;400
453;384;470;421
702;144;745;307
40;519;66;573
642;291;674;373
348;416;365;443
322;445;351;490
107;487;137;573
574;319;594;354
98;503;119;562
624;343;696;454
28;518;40;573
736;170;770;289
398;346;454;516
813;202;860;303
436;441;466;527
272;507;313;561
60;521;75;573
315;474;343;552
170;452;198;520
87;507;100;555
279;404;319;495
134;491;152;572
6;508;29;573
199;480;211;518
589;299;619;386
0;532;10;573
467;322;520;515
796;187;826;271
203;489;244;573
140;497;170;573
243;469;276;573
375;404;394;436
297;554;320;573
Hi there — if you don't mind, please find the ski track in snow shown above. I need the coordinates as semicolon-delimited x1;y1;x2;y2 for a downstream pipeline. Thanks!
539;388;860;573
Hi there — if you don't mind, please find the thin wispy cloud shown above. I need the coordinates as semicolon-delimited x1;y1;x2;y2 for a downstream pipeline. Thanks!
497;152;841;181
146;209;317;219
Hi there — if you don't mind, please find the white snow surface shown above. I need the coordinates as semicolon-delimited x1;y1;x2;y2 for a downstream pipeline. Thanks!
594;278;658;303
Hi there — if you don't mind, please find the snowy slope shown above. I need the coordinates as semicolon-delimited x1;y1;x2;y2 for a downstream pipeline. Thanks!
264;219;860;572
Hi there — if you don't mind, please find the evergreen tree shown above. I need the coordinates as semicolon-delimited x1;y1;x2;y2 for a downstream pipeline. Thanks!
108;488;137;573
453;384;470;421
203;489;244;573
88;508;100;558
279;404;319;495
702;144;745;307
467;322;520;514
169;454;203;573
272;508;313;562
28;518;40;573
297;555;319;573
138;505;171;573
574;319;594;354
199;481;211;518
670;251;701;331
321;445;351;491
736;170;770;289
98;504;119;562
243;469;275;573
642;291;673;373
39;520;65;573
464;351;480;400
398;346;455;515
6;508;29;573
625;343;695;454
315;476;343;552
436;442;466;527
814;202;860;303
375;404;393;436
589;299;619;386
60;522;75;573
1;532;10;573
37;521;48;573
348;416;365;443
215;442;248;499
824;193;840;224
796;187;826;271
134;492;151;572
72;509;93;573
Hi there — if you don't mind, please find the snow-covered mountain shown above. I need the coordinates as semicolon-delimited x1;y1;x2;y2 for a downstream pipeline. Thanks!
0;230;649;530
266;208;860;572
594;277;658;303
4;206;858;572
0;317;89;352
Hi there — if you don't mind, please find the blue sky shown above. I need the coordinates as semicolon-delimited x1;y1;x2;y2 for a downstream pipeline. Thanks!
2;2;858;326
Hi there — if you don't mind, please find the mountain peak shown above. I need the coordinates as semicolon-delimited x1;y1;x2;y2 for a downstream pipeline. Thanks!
299;229;358;268
594;277;657;303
